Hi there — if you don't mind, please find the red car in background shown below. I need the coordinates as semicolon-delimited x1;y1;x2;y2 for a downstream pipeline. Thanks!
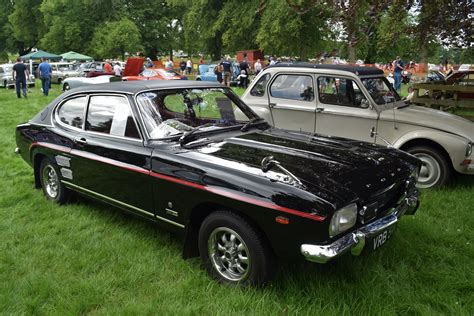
123;68;186;81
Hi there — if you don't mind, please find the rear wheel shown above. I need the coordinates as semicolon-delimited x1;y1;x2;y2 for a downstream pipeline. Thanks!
198;211;276;286
63;83;70;91
407;145;451;188
39;159;70;204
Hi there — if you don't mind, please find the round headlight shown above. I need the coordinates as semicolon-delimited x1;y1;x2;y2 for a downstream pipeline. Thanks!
329;203;357;238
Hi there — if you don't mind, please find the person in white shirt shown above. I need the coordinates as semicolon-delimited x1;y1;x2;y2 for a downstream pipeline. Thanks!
254;59;262;75
186;59;192;74
113;62;122;76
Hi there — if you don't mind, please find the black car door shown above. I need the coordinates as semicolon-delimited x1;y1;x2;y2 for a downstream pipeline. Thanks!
69;94;154;219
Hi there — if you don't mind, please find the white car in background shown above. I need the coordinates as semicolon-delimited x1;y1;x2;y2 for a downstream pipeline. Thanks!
0;63;36;88
61;75;121;91
241;63;474;188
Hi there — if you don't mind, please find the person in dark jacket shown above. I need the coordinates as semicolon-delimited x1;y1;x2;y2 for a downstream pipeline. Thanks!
12;58;29;98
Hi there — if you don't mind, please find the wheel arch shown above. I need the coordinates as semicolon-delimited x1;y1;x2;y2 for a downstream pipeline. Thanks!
182;202;274;260
399;138;452;169
33;152;47;188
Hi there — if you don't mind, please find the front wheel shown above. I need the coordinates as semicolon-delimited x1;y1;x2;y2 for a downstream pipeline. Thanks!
198;211;276;286
39;159;70;204
63;83;70;91
407;146;451;188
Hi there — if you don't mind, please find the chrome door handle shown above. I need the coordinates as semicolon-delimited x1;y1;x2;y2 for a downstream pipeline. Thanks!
316;107;325;113
74;137;87;145
269;103;276;108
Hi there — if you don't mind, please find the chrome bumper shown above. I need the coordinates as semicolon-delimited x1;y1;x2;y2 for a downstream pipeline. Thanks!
301;190;419;264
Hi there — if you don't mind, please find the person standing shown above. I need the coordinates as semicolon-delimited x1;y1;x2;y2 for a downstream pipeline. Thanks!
215;61;223;84
113;62;122;76
38;57;52;96
179;59;187;75
104;60;113;73
254;59;262;75
239;57;250;88
186;59;192;75
12;58;29;98
220;57;232;87
393;56;404;92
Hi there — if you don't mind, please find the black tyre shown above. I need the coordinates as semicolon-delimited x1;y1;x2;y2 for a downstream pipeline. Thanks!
63;83;70;91
407;145;451;188
39;159;70;204
198;211;276;286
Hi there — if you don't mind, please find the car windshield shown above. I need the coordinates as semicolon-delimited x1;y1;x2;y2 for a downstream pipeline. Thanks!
361;77;401;105
136;88;256;139
161;70;180;78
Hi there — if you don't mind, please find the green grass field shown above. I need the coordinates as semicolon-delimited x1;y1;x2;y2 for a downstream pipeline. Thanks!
0;82;473;314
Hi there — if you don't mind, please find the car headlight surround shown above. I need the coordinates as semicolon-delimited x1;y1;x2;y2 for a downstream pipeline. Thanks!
466;142;472;157
329;203;358;238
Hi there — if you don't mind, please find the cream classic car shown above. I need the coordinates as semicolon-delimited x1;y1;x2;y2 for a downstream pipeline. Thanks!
241;63;474;188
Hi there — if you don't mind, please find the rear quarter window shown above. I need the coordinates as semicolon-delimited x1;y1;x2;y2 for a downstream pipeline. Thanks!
57;96;87;129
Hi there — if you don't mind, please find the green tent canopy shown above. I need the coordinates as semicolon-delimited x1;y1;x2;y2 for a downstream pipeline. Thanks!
20;50;61;61
60;51;93;61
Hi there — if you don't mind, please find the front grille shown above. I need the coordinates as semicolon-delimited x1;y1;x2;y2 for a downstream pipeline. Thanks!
360;183;405;224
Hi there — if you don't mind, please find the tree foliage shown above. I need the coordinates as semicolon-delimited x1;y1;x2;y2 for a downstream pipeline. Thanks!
0;0;472;63
90;18;142;60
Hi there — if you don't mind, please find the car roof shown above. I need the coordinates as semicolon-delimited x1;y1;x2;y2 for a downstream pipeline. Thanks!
267;62;384;76
64;79;224;95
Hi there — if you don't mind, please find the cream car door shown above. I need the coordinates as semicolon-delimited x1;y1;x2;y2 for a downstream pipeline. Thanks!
267;73;317;133
315;76;378;143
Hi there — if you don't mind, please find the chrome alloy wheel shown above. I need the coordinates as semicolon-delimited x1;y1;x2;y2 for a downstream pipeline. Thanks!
208;227;251;282
42;165;59;199
414;153;441;189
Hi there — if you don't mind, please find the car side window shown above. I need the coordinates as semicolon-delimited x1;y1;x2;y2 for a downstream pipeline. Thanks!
57;96;87;129
250;73;270;97
318;76;368;108
270;74;314;101
86;96;140;139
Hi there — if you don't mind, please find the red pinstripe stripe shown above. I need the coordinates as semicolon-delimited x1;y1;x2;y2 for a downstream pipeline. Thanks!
31;142;326;222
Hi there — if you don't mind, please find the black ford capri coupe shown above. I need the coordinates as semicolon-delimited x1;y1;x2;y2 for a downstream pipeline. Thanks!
16;81;421;286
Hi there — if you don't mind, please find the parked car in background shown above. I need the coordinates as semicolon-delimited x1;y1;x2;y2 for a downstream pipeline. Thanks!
61;75;121;91
50;62;80;84
196;64;240;85
0;63;35;88
77;62;114;77
122;68;186;81
242;63;474;188
16;80;420;286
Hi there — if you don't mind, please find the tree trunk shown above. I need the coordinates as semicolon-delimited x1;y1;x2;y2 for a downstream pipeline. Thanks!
146;48;158;61
364;28;378;64
347;43;356;64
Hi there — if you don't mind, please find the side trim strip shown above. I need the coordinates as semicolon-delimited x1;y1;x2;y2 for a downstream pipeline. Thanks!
32;142;325;222
150;171;326;221
61;180;185;229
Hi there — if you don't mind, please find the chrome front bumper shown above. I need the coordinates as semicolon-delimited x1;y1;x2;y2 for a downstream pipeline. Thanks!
301;191;419;264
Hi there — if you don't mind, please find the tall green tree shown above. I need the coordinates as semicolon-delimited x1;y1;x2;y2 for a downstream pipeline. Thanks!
8;0;45;56
411;0;473;63
0;0;14;60
40;0;125;57
256;0;329;60
90;18;142;60
123;0;184;60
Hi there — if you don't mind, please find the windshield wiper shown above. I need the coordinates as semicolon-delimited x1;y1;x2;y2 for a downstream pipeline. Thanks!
179;123;216;146
240;117;266;132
